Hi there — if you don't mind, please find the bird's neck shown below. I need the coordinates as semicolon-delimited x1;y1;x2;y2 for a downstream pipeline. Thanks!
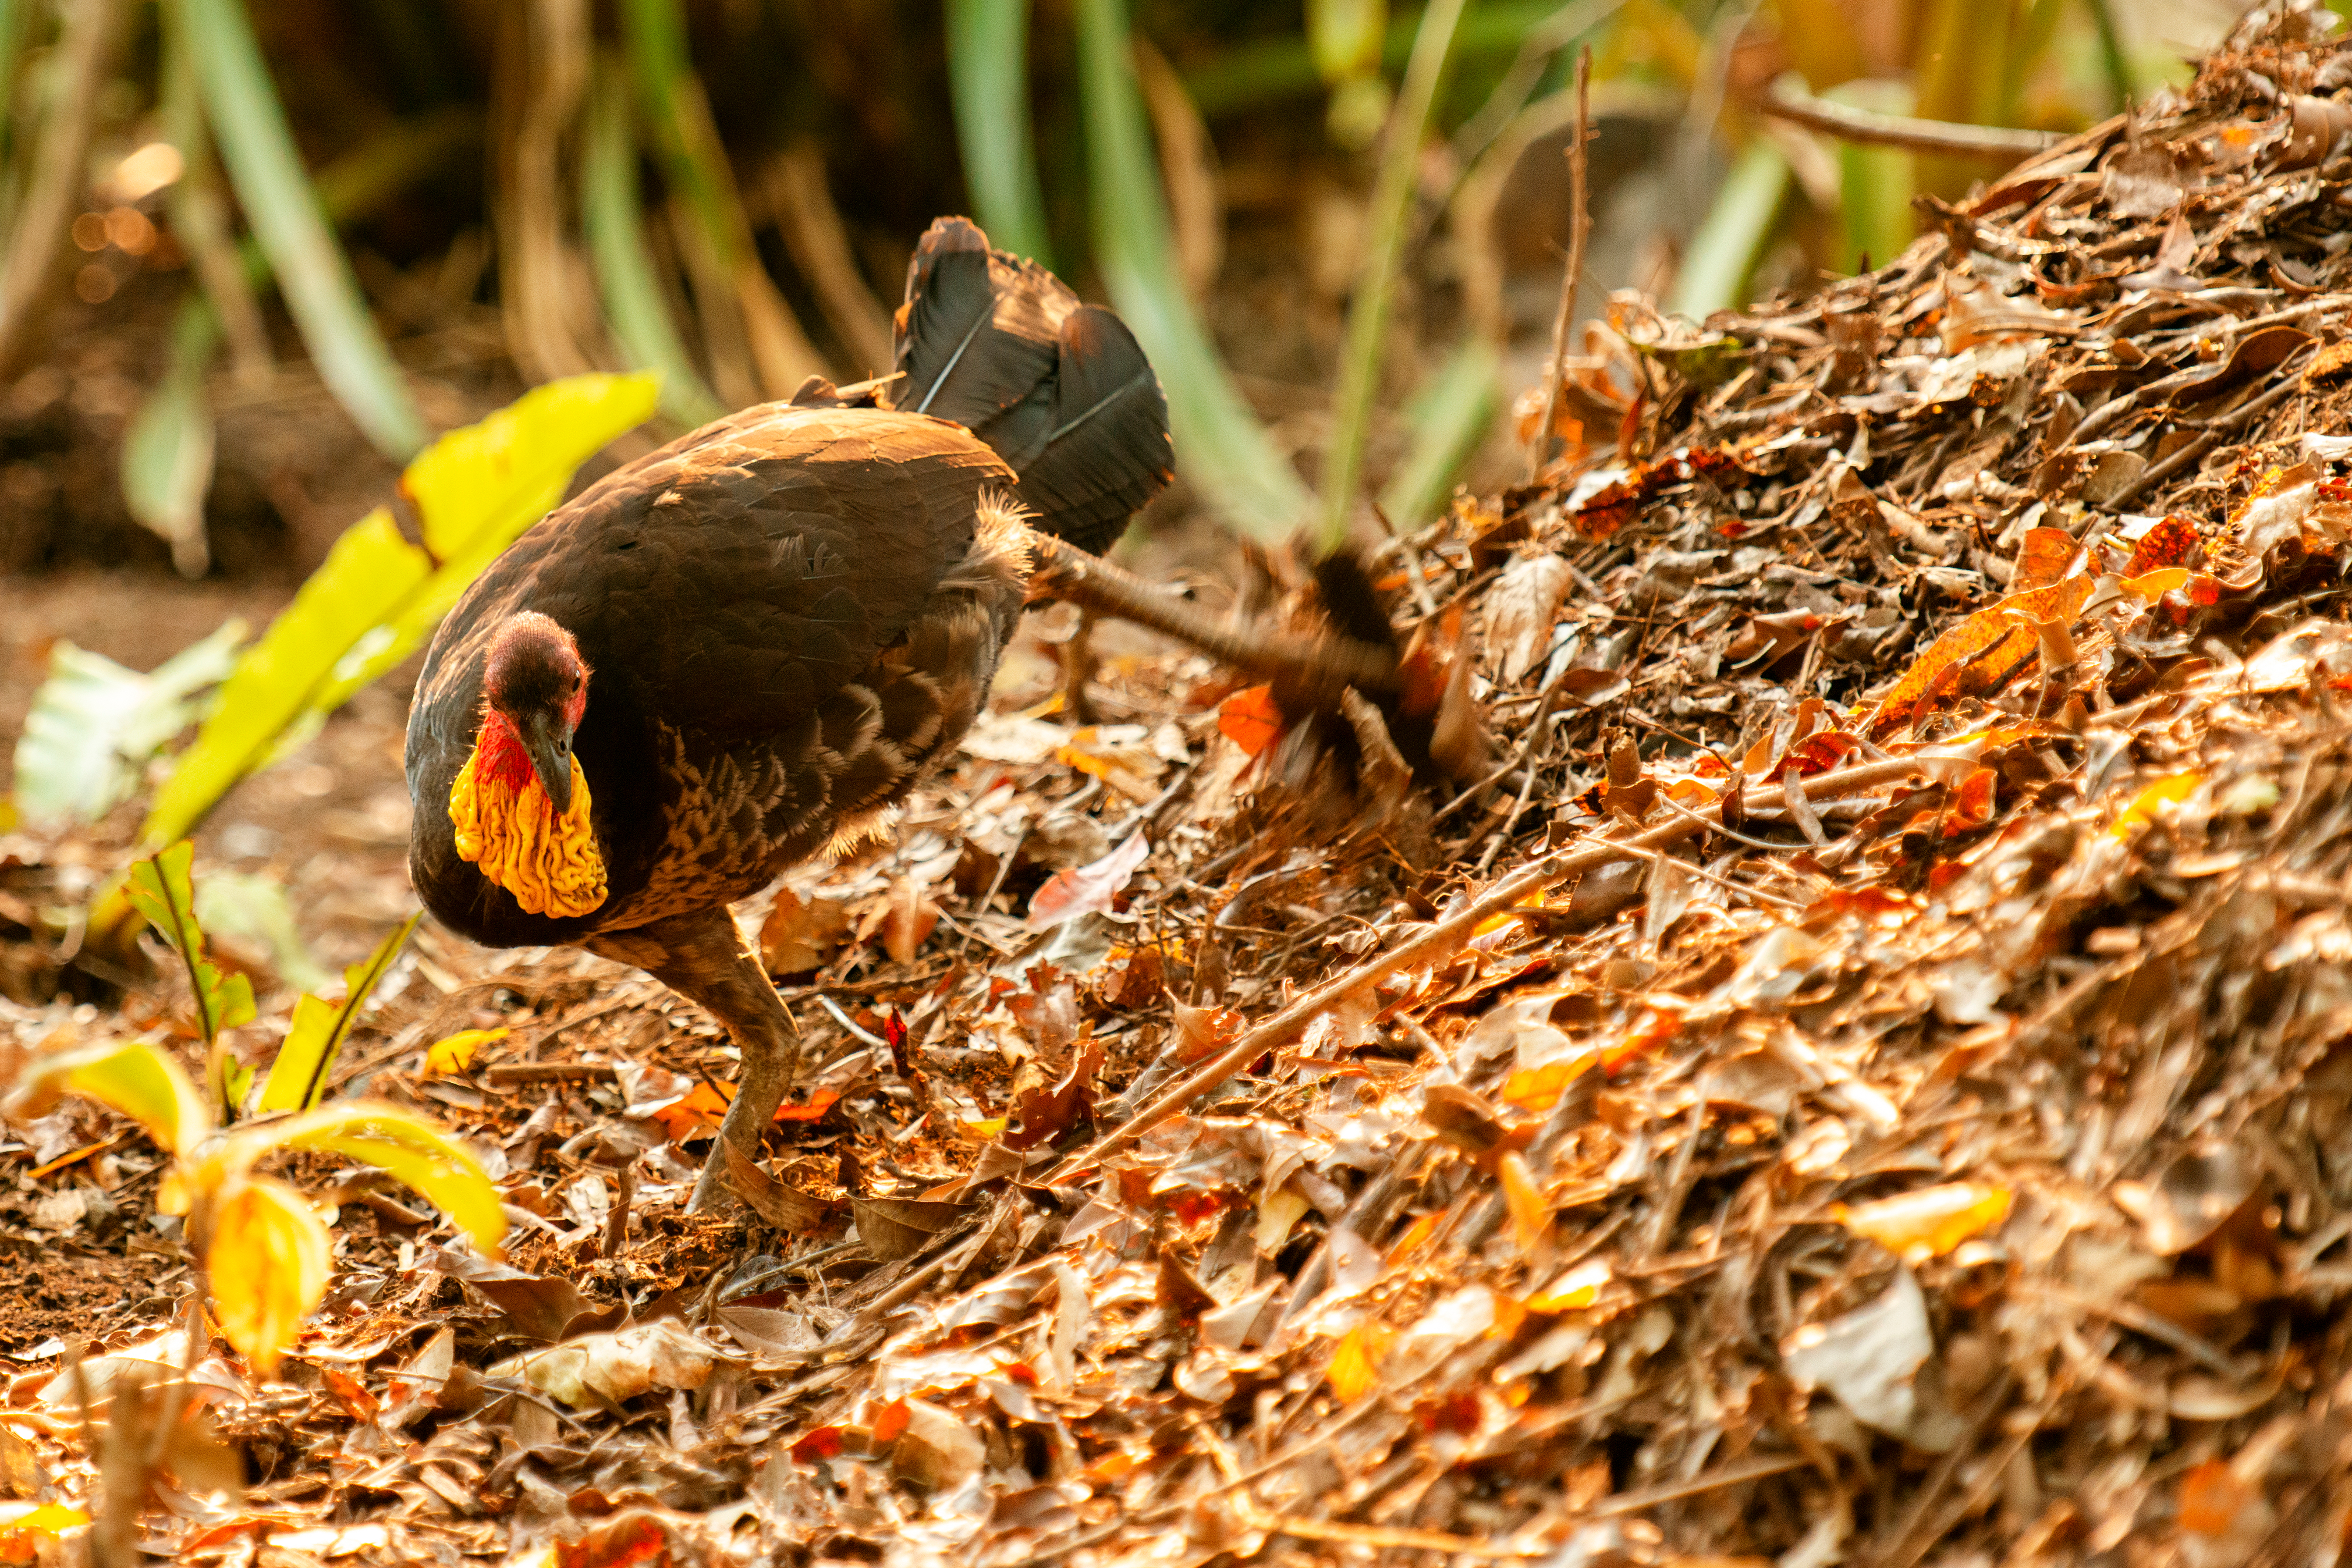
474;708;536;791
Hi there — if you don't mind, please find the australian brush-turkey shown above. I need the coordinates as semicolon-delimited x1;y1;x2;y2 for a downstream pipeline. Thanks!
406;217;1172;1211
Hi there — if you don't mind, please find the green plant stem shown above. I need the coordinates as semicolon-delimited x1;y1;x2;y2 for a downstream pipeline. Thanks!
2082;0;2130;115
1318;0;1469;552
621;0;822;398
1665;138;1788;321
946;0;1055;267
1073;0;1312;539
583;61;724;426
179;0;428;459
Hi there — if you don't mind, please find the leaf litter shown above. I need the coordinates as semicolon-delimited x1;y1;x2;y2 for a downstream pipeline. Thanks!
13;20;2352;1566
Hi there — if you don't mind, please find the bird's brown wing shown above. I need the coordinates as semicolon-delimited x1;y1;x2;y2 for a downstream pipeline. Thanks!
417;406;1010;737
408;406;1020;946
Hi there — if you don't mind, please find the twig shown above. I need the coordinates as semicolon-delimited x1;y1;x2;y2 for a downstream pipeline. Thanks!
1756;80;2061;159
1528;48;1594;485
2100;363;2311;512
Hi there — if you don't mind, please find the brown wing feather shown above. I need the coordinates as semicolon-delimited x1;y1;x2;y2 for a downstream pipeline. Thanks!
406;405;1027;950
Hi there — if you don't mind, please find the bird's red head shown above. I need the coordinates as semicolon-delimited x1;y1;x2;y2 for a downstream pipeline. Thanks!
478;613;591;813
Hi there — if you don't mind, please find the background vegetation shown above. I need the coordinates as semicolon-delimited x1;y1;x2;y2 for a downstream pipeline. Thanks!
0;0;2240;591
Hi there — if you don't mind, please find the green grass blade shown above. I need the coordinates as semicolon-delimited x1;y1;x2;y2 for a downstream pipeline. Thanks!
1826;79;1916;274
1378;335;1499;531
178;0;427;459
1319;0;1470;552
946;0;1055;267
258;912;419;1112
122;297;221;577
1184;0;1567;115
1074;0;1312;540
621;0;821;397
582;62;724;427
1665;138;1789;320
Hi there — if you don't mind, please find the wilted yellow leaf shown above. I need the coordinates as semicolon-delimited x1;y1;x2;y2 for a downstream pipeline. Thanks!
4;1039;211;1155
958;1117;1009;1142
1834;1182;2013;1261
1255;1183;1310;1255
1501;1047;1598;1112
1327;1321;1392;1402
426;1028;506;1075
2110;771;2201;839
207;1175;330;1375
2120;566;2190;601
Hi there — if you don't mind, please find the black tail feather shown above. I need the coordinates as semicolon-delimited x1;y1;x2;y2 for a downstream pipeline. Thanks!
893;217;1173;553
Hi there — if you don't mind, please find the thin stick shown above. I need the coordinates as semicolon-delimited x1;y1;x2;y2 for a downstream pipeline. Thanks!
1757;81;2060;158
1528;48;1594;485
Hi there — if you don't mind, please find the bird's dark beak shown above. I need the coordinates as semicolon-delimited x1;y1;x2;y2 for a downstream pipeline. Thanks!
520;709;575;814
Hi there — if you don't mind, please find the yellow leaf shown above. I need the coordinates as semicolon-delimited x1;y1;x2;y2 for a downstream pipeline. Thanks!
957;1118;1009;1142
426;1028;506;1076
1255;1183;1310;1255
207;1175;330;1375
1527;1259;1612;1313
223;1101;507;1256
260;913;422;1111
2110;771;2201;839
1834;1182;2013;1261
4;1039;211;1155
1500;1048;1598;1112
0;1502;90;1552
1327;1321;1392;1402
2121;566;2190;601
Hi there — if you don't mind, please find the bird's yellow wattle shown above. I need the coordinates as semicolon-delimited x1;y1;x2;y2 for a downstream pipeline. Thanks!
448;744;608;918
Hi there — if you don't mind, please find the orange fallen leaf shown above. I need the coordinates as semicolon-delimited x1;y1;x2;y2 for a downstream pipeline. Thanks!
1604;1007;1681;1071
1499;1151;1549;1251
771;1088;841;1123
1940;767;1997;837
1327;1321;1392;1402
1217;684;1284;756
2121;566;2190;601
2178;1459;2253;1537
1868;574;2093;739
2010;527;2078;592
1500;1048;1598;1112
790;1427;846;1463
1835;1183;2013;1260
2122;514;2200;575
652;1083;731;1143
871;1399;912;1445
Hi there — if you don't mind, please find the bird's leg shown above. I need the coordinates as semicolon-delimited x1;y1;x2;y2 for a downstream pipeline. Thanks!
587;906;800;1213
1060;606;1100;724
1026;535;1400;708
